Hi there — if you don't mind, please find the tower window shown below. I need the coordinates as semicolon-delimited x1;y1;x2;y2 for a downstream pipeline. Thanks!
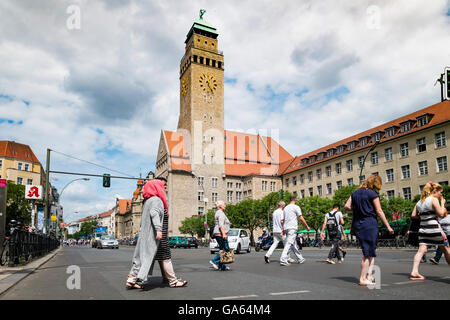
212;60;216;68
193;55;198;63
218;61;222;69
206;58;210;66
199;57;204;64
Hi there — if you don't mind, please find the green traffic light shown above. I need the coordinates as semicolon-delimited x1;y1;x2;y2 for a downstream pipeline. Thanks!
103;174;111;188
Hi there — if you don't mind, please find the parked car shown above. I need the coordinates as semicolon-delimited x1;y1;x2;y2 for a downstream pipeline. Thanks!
96;235;119;249
186;237;198;249
209;228;251;254
169;236;188;248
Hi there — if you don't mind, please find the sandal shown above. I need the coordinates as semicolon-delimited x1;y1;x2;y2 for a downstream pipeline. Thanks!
410;274;426;281
169;278;188;288
126;276;144;290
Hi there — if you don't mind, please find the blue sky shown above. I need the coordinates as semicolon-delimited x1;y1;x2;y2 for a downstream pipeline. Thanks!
1;0;449;222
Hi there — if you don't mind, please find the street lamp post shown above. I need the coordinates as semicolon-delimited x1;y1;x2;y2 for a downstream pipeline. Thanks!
56;178;90;237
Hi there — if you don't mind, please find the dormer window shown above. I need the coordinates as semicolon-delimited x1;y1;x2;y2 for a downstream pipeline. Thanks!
400;120;414;133
372;131;383;142
348;140;357;150
317;152;325;161
309;156;316;164
337;145;345;154
385;126;398;138
360;137;368;147
302;159;308;166
327;148;336;157
416;113;433;127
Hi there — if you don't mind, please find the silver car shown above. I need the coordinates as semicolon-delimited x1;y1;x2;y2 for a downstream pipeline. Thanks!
97;235;119;249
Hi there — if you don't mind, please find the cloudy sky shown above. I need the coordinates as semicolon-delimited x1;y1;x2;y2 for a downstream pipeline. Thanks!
1;0;449;222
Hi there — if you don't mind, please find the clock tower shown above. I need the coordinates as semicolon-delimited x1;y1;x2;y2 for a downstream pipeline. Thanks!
178;11;224;139
178;10;225;173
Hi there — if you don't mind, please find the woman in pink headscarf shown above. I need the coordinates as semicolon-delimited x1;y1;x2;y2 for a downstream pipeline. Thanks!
126;178;187;289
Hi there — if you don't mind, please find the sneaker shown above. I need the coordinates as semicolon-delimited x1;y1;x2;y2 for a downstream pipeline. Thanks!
288;258;296;263
327;259;336;265
280;261;290;266
209;260;219;270
298;258;306;264
429;258;439;265
264;255;270;264
221;266;230;271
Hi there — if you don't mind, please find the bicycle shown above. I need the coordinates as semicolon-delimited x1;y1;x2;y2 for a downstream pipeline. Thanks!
0;220;20;266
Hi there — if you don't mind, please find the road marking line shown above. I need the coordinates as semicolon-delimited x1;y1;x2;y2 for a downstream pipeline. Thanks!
394;281;416;285
269;290;310;296
213;295;259;300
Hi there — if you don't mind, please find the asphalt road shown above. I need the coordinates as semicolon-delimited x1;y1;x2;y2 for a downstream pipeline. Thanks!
1;245;449;300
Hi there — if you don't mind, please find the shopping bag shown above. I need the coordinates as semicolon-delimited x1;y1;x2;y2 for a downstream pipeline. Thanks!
219;250;235;264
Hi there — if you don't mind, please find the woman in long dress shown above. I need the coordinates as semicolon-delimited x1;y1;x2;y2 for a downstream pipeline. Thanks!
126;179;187;289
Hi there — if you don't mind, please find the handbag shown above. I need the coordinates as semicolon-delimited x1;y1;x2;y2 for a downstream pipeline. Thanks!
219;249;235;264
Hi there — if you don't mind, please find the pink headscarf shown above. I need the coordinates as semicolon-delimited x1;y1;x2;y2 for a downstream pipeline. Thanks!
142;180;168;214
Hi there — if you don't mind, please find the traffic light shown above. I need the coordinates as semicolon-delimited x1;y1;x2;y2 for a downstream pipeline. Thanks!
445;68;450;101
103;174;111;188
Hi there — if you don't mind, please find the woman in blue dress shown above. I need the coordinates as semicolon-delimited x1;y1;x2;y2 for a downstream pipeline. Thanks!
345;174;394;286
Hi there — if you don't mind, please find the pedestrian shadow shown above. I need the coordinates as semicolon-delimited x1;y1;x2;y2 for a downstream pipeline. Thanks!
392;273;450;284
140;277;170;291
330;276;359;285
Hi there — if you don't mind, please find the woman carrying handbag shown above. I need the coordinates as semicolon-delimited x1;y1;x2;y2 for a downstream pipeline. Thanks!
209;201;232;271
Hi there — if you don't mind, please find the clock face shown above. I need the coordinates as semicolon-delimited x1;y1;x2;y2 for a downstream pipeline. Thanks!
181;77;189;96
199;73;217;94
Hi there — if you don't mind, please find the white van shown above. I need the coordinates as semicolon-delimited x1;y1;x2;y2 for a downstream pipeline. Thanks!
210;228;251;254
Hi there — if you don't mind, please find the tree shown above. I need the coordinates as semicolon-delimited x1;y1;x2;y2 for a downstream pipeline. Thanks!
297;196;333;232
226;199;267;245
6;181;31;226
179;216;206;237
77;220;98;239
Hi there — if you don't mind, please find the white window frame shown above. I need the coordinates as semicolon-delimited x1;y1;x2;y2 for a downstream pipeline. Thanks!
435;132;446;148
418;161;428;176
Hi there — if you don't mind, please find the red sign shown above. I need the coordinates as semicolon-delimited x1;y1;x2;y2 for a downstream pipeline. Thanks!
0;179;6;188
25;185;43;200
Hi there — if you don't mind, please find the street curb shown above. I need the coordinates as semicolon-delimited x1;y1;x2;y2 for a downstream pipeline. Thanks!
0;247;62;297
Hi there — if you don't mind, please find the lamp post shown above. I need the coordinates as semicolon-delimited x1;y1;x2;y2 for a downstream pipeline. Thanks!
56;178;90;237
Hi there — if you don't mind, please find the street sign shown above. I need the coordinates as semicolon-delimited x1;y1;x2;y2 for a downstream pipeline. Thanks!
96;227;107;233
25;185;43;200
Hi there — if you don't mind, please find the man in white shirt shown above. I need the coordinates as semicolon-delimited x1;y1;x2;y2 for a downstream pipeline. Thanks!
280;196;310;266
264;201;286;263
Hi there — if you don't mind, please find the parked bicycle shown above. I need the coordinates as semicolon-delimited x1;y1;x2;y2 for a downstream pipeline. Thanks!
0;220;21;266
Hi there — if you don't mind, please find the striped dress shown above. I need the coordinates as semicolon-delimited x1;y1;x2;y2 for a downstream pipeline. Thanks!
155;209;171;261
417;196;445;246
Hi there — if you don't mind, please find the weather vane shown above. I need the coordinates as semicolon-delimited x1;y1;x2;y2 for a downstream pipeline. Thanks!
200;9;206;19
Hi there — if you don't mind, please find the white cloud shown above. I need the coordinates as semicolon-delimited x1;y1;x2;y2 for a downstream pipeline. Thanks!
1;0;449;221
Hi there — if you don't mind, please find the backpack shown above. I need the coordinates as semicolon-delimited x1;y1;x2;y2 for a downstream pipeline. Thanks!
326;212;339;238
209;225;216;239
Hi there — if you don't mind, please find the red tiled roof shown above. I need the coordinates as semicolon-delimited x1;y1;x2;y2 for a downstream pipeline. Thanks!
117;199;131;215
98;210;113;218
0;141;41;164
162;130;294;177
282;100;450;175
163;131;191;172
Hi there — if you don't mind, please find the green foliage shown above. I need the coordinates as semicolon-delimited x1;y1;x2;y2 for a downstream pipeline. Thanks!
297;196;333;231
6;181;31;225
179;215;207;237
76;220;98;239
332;185;358;211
